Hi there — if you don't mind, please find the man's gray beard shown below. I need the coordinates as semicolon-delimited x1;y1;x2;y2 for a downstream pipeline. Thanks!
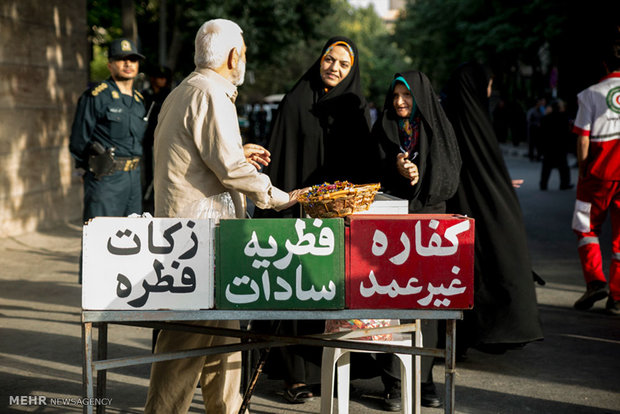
232;60;245;86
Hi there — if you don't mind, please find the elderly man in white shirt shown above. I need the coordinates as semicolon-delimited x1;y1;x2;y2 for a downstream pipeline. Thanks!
145;19;302;414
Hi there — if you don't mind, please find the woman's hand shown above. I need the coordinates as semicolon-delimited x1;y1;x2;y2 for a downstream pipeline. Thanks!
243;143;271;170
396;152;419;185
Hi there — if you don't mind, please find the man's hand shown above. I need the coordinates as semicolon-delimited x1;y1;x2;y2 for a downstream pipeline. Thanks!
512;179;524;188
396;152;419;185
244;143;271;170
276;187;309;211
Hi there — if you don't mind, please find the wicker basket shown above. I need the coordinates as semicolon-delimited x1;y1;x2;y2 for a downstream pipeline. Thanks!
298;182;381;218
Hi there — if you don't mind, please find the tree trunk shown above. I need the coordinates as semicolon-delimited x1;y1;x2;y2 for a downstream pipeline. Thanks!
158;0;168;66
121;0;137;44
166;3;185;72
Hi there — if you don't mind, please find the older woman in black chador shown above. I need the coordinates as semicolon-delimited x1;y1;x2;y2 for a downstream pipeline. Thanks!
373;70;462;408
374;71;461;213
442;62;543;355
254;36;382;404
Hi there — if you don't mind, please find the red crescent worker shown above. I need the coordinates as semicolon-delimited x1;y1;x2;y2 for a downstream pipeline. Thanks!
571;37;620;315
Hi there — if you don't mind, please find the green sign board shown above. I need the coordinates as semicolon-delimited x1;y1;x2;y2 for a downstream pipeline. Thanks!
216;218;344;309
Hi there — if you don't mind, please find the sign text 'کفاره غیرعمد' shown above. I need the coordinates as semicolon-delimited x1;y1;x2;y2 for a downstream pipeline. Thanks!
347;215;475;310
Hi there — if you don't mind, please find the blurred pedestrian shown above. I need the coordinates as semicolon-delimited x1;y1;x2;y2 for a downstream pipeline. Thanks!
373;70;462;409
571;38;620;315
141;65;173;214
526;97;547;161
144;19;302;414
443;62;544;355
369;101;379;126
254;36;380;405
254;102;269;147
539;99;573;190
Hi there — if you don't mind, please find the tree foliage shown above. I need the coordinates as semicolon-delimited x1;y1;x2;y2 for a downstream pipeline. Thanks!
393;0;615;107
88;0;123;38
309;0;409;105
88;0;334;100
87;0;408;105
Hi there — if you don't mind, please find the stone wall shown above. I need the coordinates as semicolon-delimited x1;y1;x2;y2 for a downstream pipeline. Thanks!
0;1;86;237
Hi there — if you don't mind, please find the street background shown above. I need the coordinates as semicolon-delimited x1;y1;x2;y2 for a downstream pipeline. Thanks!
1;144;619;413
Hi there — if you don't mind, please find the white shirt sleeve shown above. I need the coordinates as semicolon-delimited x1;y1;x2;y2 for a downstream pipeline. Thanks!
573;91;592;135
194;88;289;210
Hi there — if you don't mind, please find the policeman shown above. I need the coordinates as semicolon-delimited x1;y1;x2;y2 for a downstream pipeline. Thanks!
69;38;147;222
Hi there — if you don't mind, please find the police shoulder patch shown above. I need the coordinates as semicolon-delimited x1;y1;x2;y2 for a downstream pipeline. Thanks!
91;82;109;97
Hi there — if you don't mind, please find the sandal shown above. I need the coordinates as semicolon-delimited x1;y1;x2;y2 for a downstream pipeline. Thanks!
283;385;314;404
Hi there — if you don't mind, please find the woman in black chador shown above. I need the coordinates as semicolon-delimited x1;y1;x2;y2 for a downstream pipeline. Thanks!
373;70;462;408
259;36;379;217
443;62;544;355
373;71;462;213
254;36;381;404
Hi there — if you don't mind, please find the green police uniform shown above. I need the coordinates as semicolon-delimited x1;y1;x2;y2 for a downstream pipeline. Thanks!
69;78;147;221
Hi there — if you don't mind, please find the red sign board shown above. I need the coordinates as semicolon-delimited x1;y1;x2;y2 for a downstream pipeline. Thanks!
347;214;474;309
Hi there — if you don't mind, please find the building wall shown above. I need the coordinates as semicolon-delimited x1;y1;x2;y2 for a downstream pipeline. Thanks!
0;1;87;237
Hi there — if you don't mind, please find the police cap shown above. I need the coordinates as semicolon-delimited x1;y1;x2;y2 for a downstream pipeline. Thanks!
108;38;145;60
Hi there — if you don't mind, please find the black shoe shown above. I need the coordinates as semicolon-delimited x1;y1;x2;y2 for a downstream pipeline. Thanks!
283;385;314;404
382;387;401;412
574;281;609;310
421;382;442;408
606;297;620;315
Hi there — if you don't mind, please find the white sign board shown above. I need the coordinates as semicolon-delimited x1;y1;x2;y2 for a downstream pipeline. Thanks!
354;193;409;215
82;217;215;310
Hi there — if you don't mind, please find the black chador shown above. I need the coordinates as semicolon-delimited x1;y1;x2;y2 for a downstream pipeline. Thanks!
443;62;544;353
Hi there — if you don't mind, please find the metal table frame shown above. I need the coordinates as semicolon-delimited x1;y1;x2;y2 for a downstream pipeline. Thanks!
82;309;461;414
